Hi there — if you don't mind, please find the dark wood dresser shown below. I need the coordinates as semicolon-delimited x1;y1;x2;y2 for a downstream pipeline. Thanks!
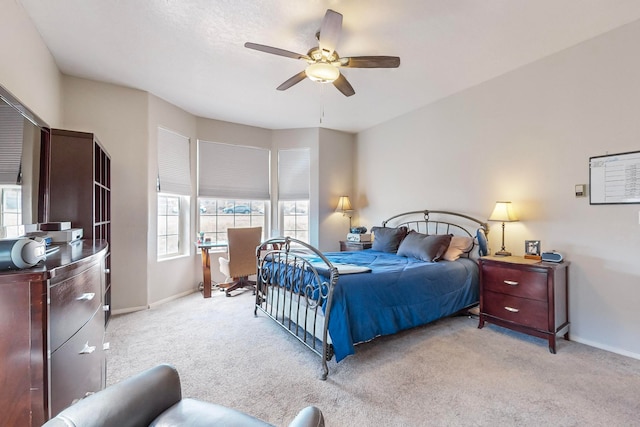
478;255;570;353
0;241;108;426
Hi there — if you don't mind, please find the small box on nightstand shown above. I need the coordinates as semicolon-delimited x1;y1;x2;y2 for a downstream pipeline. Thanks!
346;233;371;242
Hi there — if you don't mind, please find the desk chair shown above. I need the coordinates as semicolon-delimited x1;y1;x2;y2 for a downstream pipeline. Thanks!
219;227;262;297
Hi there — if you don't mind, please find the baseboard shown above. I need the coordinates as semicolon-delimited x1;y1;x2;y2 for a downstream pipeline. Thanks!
111;289;198;315
148;289;197;309
570;335;640;361
111;305;147;316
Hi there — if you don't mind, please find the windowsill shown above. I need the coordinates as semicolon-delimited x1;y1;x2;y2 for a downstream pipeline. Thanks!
157;253;191;262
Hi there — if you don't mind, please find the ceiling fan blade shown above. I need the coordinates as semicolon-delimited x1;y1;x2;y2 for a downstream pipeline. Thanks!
318;9;342;57
339;56;401;68
244;42;310;61
277;71;308;91
333;73;355;97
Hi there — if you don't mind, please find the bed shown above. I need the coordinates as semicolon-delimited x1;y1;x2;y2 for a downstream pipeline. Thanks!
254;210;489;379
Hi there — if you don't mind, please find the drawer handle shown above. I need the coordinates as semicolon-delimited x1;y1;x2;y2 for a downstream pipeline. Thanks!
503;280;519;286
504;306;519;313
79;342;96;355
76;292;96;301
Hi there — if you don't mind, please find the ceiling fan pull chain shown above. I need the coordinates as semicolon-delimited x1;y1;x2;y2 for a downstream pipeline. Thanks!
319;85;325;124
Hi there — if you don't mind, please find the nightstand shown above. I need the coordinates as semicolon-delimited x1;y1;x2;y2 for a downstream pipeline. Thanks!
478;255;570;353
339;241;372;251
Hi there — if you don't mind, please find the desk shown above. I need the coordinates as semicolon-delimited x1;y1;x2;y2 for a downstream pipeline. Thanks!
195;242;227;298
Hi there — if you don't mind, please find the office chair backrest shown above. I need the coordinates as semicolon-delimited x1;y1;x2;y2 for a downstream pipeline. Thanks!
226;227;262;278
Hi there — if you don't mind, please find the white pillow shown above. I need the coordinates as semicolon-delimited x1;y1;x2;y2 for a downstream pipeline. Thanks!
442;236;474;261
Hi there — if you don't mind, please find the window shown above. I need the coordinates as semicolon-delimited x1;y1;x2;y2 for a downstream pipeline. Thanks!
281;200;308;241
0;186;21;236
157;127;191;259
198;141;270;242
157;194;180;256
1;102;24;237
278;149;310;242
199;198;266;244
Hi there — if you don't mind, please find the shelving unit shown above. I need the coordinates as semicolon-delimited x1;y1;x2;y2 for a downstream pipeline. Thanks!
46;129;112;324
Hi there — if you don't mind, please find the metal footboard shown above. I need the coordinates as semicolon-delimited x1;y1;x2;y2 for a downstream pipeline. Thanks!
254;237;339;380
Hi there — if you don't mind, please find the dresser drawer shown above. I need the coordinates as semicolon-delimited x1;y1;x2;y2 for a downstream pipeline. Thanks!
49;261;102;351
50;308;104;417
483;291;548;330
482;264;547;301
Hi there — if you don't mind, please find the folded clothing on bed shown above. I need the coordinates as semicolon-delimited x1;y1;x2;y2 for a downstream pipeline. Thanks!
308;262;371;274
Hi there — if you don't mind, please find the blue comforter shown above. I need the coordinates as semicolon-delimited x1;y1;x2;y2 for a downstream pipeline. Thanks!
308;250;479;361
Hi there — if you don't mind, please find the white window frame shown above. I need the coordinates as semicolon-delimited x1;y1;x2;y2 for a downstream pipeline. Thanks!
279;199;309;242
198;198;267;245
197;141;271;244
157;128;191;260
157;193;191;259
0;185;22;237
277;149;310;243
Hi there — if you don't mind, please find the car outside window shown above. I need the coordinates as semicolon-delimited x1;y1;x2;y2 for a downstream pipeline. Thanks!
199;199;266;244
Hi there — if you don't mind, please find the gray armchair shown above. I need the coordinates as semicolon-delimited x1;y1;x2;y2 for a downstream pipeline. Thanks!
43;364;324;427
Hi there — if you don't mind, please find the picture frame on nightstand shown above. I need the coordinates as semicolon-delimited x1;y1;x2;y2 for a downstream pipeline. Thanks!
525;240;541;260
525;240;541;255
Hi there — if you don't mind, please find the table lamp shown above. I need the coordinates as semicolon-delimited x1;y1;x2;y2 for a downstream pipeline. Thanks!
335;196;354;229
488;201;518;256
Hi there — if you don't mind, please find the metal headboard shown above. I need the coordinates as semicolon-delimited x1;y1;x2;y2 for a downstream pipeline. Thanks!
381;210;489;255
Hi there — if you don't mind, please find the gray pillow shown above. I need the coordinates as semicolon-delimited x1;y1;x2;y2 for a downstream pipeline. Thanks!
371;226;408;253
397;231;453;262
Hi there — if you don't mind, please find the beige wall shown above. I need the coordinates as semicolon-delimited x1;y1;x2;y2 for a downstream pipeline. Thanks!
271;128;319;245
271;128;356;251
318;128;355;251
0;0;62;126
62;76;150;311
356;21;640;359
147;94;199;305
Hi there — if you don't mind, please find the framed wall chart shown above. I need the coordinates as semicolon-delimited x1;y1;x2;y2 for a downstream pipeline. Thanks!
589;150;640;205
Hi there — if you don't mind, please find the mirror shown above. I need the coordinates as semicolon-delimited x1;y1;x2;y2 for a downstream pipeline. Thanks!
0;84;49;238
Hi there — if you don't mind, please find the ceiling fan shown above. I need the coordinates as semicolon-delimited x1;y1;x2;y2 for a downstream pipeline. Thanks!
244;9;400;97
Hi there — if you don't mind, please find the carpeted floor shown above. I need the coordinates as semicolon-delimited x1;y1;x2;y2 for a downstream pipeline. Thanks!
106;290;640;426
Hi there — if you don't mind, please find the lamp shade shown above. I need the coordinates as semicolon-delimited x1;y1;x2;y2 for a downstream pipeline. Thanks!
335;196;353;212
488;201;518;222
306;62;340;83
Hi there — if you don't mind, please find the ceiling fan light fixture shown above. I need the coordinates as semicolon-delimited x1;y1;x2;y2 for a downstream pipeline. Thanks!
305;62;340;83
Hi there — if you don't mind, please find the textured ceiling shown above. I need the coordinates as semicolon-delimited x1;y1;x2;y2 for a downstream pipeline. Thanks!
17;0;640;133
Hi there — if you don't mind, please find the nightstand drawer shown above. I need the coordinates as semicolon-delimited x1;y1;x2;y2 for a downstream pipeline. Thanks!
483;291;548;330
339;241;372;251
482;264;547;301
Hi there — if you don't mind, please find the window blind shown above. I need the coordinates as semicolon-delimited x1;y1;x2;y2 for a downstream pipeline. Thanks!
0;103;24;185
157;127;191;195
278;148;310;200
198;140;270;200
